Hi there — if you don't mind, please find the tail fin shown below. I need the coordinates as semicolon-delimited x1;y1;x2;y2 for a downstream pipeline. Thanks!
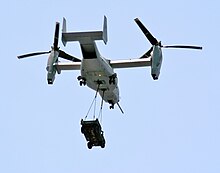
62;16;108;46
102;16;108;44
62;18;67;46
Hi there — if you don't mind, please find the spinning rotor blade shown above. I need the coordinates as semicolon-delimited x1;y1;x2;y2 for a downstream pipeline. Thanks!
162;45;202;50
52;23;81;62
135;18;202;51
17;51;50;59
59;50;81;62
53;22;60;50
18;22;81;63
134;18;158;45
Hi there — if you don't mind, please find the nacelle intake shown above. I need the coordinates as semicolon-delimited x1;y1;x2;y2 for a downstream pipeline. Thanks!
151;45;163;80
46;50;59;84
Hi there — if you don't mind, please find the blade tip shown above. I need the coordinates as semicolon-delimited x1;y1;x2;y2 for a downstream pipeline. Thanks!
17;55;24;59
134;18;139;22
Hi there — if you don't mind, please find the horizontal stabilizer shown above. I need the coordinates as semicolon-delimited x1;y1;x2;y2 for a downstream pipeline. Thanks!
62;16;108;46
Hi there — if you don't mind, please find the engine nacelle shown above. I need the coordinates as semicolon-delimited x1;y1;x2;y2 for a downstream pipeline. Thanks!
151;45;163;80
46;50;59;84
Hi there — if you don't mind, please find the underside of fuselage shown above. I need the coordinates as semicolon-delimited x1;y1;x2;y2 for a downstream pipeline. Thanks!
61;16;120;109
79;42;120;107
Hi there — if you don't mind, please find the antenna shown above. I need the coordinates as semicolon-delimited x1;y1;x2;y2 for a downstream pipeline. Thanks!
117;102;124;114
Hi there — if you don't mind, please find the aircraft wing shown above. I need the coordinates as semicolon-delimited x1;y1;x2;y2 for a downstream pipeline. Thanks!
54;57;151;71
55;62;81;71
110;58;151;69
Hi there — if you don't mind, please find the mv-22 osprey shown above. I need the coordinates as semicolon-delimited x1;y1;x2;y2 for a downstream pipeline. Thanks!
18;17;202;113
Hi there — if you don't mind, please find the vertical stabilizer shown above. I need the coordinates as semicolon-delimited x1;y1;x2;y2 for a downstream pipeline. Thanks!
103;16;108;44
62;17;67;46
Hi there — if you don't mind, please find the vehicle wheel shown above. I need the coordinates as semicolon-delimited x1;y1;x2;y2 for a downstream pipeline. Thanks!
81;127;85;134
80;81;83;86
109;79;112;85
101;142;105;148
77;76;82;81
87;142;92;149
110;105;114;109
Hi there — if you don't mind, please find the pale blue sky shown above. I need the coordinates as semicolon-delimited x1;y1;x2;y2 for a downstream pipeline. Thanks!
1;0;220;172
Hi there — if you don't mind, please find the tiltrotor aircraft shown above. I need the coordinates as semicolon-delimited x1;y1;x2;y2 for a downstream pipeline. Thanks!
18;17;202;112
